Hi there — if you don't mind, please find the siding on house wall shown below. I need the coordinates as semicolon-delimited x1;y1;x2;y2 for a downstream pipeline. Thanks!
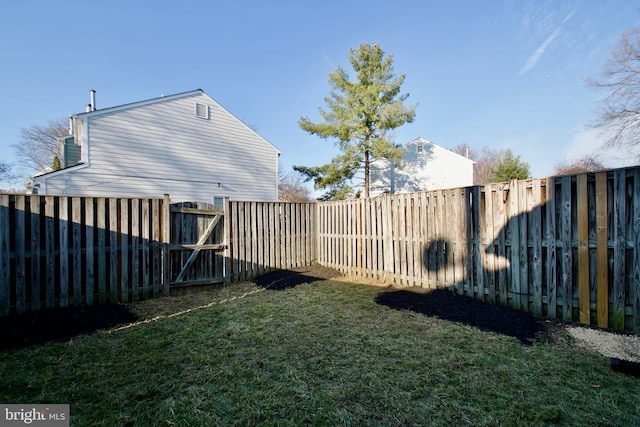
60;136;81;168
370;138;474;196
35;91;279;202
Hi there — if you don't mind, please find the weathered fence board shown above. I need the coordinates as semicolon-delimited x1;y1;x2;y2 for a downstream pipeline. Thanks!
634;168;640;332
612;170;626;330
30;196;40;311
577;175;590;323
0;195;9;315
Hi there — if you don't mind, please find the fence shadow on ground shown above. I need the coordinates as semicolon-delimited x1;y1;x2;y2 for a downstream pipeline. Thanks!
252;265;343;290
374;195;549;346
0;305;138;351
374;289;547;345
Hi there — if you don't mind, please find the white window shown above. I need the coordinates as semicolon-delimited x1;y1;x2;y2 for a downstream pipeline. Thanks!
417;145;423;153
213;196;225;208
195;103;210;120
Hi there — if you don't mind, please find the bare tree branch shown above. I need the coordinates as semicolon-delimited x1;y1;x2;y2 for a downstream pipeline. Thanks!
452;144;505;185
553;154;606;176
589;28;640;155
279;166;314;202
12;117;68;173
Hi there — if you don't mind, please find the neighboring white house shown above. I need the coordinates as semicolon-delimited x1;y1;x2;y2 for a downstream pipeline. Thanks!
369;137;474;196
31;89;281;202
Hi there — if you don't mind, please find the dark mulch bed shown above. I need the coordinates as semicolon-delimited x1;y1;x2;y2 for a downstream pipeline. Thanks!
375;288;547;345
251;264;343;290
0;304;138;351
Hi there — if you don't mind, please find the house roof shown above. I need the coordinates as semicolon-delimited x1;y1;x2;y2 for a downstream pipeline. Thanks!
73;89;206;119
405;137;476;165
73;88;281;154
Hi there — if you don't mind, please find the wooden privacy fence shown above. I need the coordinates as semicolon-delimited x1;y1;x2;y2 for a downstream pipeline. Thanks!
2;166;638;333
228;201;316;282
0;194;170;315
317;166;640;333
0;194;317;315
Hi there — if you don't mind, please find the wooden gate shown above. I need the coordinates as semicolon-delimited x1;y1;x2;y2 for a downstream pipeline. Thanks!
169;201;229;289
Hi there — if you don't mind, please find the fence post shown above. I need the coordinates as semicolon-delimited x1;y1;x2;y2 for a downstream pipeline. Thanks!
223;197;231;285
382;194;394;283
612;170;626;330
546;177;557;319
595;173;608;328
577;174;590;324
30;196;41;311
15;196;26;314
0;194;10;316
560;176;573;321
508;179;521;309
633;168;640;334
162;194;171;294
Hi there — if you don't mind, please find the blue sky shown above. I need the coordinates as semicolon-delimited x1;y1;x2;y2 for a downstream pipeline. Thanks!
1;0;639;190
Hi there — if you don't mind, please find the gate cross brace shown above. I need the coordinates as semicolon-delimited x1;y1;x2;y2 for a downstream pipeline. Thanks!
174;214;222;283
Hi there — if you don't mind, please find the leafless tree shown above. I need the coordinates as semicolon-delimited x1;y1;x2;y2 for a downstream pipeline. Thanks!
0;160;22;191
452;144;505;185
12;117;68;173
553;154;606;176
0;160;13;183
0;161;10;177
589;28;640;156
278;167;314;202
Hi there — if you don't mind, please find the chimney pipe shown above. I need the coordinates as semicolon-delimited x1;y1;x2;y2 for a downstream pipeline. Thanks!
90;89;96;111
68;116;73;135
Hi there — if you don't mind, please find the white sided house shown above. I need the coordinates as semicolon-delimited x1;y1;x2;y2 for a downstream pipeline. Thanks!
31;89;280;202
369;137;474;196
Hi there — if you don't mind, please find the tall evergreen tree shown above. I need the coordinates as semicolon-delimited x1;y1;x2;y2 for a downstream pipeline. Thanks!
52;156;62;171
295;43;416;199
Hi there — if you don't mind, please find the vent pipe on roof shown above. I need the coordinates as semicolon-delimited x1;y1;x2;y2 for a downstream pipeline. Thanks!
68;116;73;135
90;89;96;111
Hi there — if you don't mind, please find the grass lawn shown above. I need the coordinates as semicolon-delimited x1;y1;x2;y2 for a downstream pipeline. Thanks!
1;279;639;426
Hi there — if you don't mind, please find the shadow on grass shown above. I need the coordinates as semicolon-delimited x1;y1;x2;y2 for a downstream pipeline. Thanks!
375;288;546;345
252;265;343;290
0;305;138;351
